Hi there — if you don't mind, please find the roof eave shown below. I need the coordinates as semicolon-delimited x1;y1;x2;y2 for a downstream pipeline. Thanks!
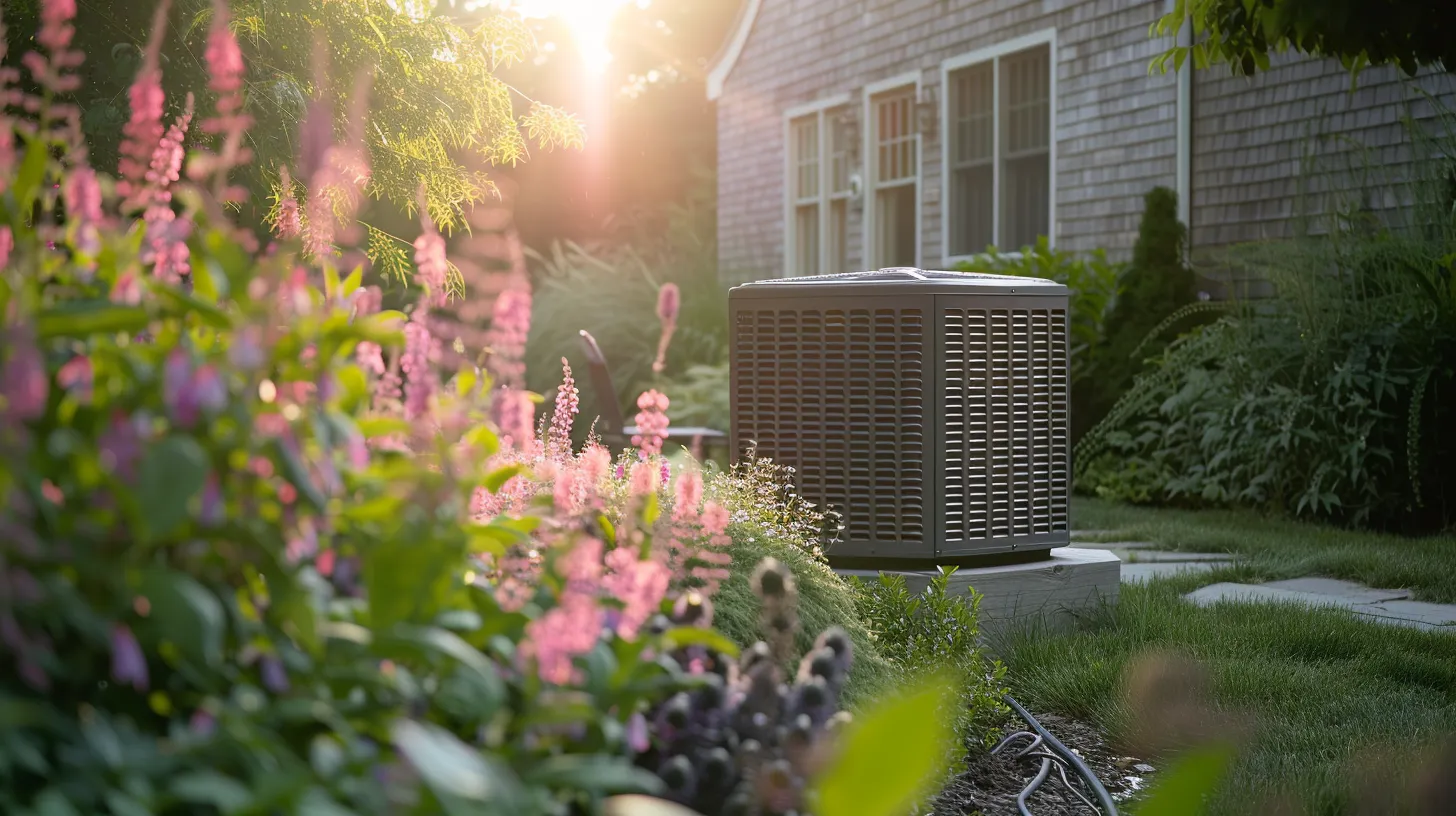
705;0;762;101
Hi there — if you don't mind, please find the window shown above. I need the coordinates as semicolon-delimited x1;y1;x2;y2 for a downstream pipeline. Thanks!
944;36;1053;259
867;84;919;268
786;102;852;276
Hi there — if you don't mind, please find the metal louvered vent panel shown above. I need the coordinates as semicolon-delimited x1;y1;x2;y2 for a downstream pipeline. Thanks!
944;307;1069;543
733;307;926;547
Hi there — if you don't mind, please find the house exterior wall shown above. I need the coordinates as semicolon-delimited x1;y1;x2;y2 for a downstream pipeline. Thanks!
715;0;1180;287
1190;58;1456;248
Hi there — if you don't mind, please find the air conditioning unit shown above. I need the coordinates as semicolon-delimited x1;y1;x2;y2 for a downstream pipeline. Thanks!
729;268;1070;570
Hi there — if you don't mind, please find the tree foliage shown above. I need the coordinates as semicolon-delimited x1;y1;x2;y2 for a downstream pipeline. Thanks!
1152;0;1456;79
11;0;584;234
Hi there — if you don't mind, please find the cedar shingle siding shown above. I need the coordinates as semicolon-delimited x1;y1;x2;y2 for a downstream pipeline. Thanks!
714;0;1456;289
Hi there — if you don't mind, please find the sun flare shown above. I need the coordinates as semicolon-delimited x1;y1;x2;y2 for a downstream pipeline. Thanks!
511;0;640;74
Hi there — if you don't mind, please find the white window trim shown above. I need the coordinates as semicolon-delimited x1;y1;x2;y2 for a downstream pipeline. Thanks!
939;28;1058;266
782;93;853;277
862;71;923;271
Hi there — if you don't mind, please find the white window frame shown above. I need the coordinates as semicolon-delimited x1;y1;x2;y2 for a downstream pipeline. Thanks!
862;71;923;271
939;28;1058;265
782;93;853;277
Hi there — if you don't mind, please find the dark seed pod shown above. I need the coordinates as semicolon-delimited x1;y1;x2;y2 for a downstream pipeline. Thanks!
752;558;795;601
647;614;672;636
673;591;714;628
814;627;852;670
663;692;692;729
700;746;736;788
659;754;697;802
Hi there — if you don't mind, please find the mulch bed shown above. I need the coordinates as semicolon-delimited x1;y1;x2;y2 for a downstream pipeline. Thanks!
931;712;1156;816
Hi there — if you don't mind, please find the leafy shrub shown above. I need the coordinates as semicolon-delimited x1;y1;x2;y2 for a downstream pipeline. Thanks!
658;360;730;433
525;182;728;433
1078;175;1456;530
849;569;1009;782
0;5;950;814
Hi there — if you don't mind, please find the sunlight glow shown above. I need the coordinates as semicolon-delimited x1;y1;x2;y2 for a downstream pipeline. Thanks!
511;0;638;74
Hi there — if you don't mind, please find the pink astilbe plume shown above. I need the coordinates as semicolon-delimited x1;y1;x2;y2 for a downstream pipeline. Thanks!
631;389;670;456
65;166;104;257
484;287;532;389
0;228;13;269
0;11;22;181
546;358;579;459
189;0;252;198
273;165;302;239
18;0;84;154
401;318;439;420
494;388;536;453
118;0;172;208
412;193;449;307
520;591;602;685
140;96;195;282
652;282;680;374
300;43;373;259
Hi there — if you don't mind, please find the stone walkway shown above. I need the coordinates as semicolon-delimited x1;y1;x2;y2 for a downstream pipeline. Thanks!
1068;530;1456;633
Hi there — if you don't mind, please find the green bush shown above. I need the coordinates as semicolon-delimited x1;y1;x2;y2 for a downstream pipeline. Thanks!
1078;174;1456;530
525;181;727;433
849;570;1009;751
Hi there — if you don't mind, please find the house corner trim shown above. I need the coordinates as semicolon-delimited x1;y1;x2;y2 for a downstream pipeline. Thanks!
706;0;764;101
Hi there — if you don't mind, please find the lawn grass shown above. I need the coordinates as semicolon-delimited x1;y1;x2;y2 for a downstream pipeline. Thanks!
1072;496;1456;603
999;580;1456;814
993;497;1456;814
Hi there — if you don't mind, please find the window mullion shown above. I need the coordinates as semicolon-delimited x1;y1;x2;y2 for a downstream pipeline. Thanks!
991;56;1001;249
817;110;830;275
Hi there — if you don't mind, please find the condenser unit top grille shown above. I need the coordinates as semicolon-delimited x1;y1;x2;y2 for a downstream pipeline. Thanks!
733;267;1069;299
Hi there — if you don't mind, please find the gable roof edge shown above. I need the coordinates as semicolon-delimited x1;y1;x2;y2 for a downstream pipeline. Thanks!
706;0;762;101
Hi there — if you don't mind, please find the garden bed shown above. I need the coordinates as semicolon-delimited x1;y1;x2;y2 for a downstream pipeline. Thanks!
933;712;1151;816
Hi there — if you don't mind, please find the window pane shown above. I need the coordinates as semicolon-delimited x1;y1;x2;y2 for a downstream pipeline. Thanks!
951;63;993;165
829;108;851;194
999;43;1051;249
951;165;993;256
875;186;917;268
1003;154;1049;250
791;116;820;200
829;198;848;274
873;91;916;184
795;204;820;275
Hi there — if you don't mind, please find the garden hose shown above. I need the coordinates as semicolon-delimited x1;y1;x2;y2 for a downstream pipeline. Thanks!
1002;695;1120;816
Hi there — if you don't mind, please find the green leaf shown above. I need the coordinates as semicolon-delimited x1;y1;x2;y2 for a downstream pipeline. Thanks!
364;533;460;630
391;719;523;804
812;674;957;816
137;436;208;542
379;625;505;714
523;755;664;797
35;302;150;339
1132;743;1234;816
150;284;232;329
171;770;253;814
104;792;153;816
297;787;356;816
275;438;327;511
483;464;524;494
13;136;47;209
137;569;226;668
659;627;740;658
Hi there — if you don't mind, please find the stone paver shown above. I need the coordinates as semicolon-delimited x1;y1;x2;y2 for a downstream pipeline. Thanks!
1123;551;1239;564
1184;581;1456;633
1262;577;1411;604
1121;562;1225;584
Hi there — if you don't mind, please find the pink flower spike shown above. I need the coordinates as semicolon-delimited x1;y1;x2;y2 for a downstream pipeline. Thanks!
631;389;670;456
56;355;92;403
0;227;12;268
110;624;149;691
546;358;580;459
629;460;659;497
2;330;48;421
701;502;731;536
674;471;703;518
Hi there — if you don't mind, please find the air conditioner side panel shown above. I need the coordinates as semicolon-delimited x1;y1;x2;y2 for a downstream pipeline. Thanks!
728;294;934;561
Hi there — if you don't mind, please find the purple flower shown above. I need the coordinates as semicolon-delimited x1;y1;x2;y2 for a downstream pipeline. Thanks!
626;711;650;754
260;655;290;694
98;411;143;477
189;709;217;736
110;624;149;691
199;473;224;527
2;330;47;421
56;354;92;403
228;326;265;370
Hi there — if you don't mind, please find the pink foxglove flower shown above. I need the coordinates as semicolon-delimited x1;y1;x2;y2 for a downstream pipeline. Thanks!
56;354;92;403
495;388;536;452
2;329;47;421
193;0;252;195
631;390;670;456
412;197;449;306
652;283;680;374
117;0;171;207
484;287;532;389
110;624;149;691
400;319;437;420
629;460;660;497
546;358;579;459
674;471;703;519
274;166;302;239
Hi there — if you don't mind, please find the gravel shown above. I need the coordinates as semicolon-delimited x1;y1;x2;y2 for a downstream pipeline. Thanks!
930;712;1155;816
